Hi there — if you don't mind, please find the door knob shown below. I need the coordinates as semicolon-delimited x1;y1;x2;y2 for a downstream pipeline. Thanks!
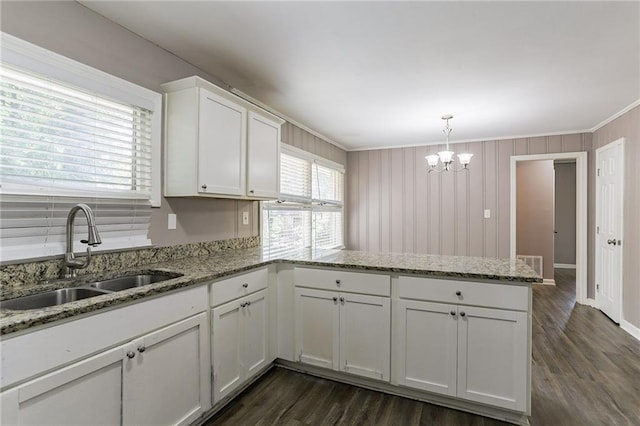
607;239;617;246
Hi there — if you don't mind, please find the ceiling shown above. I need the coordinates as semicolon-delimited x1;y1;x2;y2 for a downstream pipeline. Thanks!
80;1;639;151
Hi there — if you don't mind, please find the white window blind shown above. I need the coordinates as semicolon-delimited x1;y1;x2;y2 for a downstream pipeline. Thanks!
0;35;161;262
263;147;344;256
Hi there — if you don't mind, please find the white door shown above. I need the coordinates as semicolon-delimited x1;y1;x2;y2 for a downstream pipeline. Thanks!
595;138;625;323
2;347;124;425
212;299;244;403
339;293;391;381
124;313;210;426
457;306;528;412
243;289;269;379
295;287;339;370
395;299;457;396
198;89;247;196
247;112;280;198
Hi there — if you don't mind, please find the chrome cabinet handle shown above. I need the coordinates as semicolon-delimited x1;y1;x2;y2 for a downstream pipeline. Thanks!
455;291;462;296
137;345;146;353
126;351;135;359
201;184;207;190
339;297;345;303
240;302;246;308
460;311;466;317
332;296;338;302
242;283;249;288
335;279;341;285
450;310;456;316
246;300;251;306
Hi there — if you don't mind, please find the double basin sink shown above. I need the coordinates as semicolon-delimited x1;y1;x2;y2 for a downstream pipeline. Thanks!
1;273;183;311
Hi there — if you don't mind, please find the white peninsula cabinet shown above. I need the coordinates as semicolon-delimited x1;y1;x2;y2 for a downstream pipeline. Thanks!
162;76;284;200
0;286;211;426
394;276;530;412
210;268;271;404
293;267;391;381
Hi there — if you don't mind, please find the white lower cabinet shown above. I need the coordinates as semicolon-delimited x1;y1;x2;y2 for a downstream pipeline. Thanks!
211;289;268;403
0;313;209;426
395;300;528;411
295;287;391;381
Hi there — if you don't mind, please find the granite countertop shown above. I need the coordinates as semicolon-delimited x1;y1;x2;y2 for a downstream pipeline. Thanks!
0;248;541;335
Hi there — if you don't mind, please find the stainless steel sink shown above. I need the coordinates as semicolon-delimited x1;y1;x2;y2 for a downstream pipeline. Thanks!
88;274;178;292
0;288;110;311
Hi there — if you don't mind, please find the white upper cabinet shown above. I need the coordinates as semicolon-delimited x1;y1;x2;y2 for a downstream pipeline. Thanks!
162;76;284;200
247;112;281;198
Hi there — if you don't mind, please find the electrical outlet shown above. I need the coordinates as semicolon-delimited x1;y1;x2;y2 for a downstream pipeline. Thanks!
242;211;249;225
484;209;491;219
168;213;177;230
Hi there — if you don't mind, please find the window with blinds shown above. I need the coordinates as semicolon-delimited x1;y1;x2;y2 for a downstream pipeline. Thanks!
0;34;161;262
263;147;344;256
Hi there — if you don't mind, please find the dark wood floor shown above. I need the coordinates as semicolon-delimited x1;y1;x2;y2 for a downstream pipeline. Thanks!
205;270;640;425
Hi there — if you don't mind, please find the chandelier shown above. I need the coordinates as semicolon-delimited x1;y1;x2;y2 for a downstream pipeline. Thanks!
425;115;473;173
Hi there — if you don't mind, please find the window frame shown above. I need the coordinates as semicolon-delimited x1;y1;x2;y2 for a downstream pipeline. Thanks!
0;32;162;206
261;144;345;254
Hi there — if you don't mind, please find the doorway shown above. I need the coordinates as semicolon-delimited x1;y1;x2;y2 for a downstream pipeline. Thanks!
595;138;625;323
510;152;588;304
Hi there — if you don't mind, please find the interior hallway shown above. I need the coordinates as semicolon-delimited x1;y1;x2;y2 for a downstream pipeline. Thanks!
206;269;640;425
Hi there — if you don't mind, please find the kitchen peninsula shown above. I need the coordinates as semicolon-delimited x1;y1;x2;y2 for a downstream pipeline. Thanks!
1;245;540;425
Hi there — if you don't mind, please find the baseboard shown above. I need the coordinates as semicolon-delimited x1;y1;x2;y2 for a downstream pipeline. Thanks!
582;298;598;308
553;263;576;269
621;319;640;342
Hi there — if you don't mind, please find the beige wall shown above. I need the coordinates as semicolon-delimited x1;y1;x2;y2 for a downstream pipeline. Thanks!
1;1;344;248
554;162;577;265
516;161;555;280
592;105;640;329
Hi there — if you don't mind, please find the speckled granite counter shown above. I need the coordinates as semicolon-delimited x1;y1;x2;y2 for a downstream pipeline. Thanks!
0;247;541;335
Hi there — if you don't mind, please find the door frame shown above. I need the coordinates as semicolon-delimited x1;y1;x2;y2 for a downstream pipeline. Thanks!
595;138;625;323
510;152;588;304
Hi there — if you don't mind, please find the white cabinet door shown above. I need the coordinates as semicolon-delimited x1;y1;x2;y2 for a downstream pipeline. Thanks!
457;306;528;411
295;288;339;370
395;300;458;396
1;347;124;425
198;89;246;196
124;312;210;426
247;112;280;199
243;289;269;379
212;299;244;403
339;293;390;381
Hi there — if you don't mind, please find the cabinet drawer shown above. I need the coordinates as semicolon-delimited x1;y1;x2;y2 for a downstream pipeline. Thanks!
294;267;390;297
398;276;529;311
210;268;268;307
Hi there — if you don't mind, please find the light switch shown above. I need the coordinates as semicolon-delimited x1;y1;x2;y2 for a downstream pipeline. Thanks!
484;209;491;219
242;211;249;225
168;213;177;230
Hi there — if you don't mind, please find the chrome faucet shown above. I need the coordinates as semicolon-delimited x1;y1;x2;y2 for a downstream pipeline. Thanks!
64;204;102;278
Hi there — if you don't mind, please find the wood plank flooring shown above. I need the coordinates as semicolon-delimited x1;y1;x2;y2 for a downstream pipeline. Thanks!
205;270;640;425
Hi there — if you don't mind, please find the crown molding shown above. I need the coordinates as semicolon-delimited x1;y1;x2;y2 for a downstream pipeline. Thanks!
590;99;640;133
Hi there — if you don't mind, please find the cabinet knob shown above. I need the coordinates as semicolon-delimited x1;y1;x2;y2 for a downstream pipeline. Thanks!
460;311;466;317
242;283;249;288
339;296;345;303
450;310;456;316
201;184;207;190
335;279;341;285
455;291;462;296
137;345;146;353
240;302;246;308
249;189;254;194
126;351;135;359
332;296;338;302
246;300;252;306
